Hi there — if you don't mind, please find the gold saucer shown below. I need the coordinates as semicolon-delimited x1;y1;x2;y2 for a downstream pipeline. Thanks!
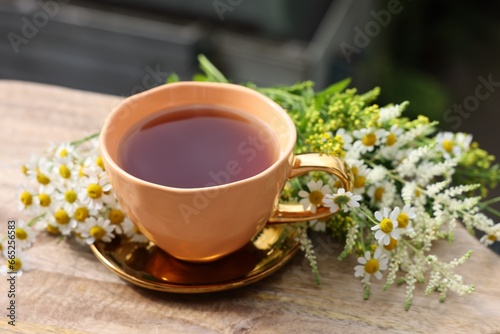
89;224;300;293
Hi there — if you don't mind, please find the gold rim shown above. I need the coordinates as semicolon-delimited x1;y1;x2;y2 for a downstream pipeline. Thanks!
89;224;300;293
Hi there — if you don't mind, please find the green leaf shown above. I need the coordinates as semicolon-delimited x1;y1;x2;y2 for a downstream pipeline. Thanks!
314;78;351;109
192;73;208;82
197;54;228;83
166;73;180;84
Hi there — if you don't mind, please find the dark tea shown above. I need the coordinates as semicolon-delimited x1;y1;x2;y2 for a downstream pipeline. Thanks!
119;105;279;188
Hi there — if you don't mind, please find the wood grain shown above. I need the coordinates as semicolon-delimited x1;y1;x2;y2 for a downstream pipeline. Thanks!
0;80;499;334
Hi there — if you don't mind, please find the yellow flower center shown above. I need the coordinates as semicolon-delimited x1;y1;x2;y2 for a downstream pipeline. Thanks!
59;148;68;157
109;209;125;225
22;165;28;175
374;187;384;201
74;207;89;222
65;189;77;203
15;228;28;240
351;166;359;177
9;258;22;272
354;176;366;188
59;165;71;179
380;218;394;233
362;133;377;147
384;237;398;251
364;258;380;274
308;190;324;206
38;193;51;207
96;156;105;171
87;184;103;199
487;234;497;242
397;212;409;228
415;189;421;197
46;224;60;235
79;166;86;178
386;133;397;146
55;209;70;225
20;191;33;206
37;172;50;185
442;140;454;153
90;226;106;241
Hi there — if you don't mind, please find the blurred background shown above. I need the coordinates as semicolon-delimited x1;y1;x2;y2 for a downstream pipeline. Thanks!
1;0;499;251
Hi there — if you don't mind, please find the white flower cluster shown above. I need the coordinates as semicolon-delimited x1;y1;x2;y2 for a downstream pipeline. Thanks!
1;135;147;275
295;102;499;309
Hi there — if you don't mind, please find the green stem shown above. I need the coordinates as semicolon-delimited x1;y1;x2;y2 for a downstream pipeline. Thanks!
28;213;46;227
483;205;500;218
70;132;100;146
357;207;378;226
478;196;500;207
455;169;500;180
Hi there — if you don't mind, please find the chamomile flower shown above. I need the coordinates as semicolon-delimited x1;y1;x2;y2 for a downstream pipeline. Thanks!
18;186;37;213
79;217;115;244
479;223;500;246
54;183;80;215
323;188;362;213
0;248;30;277
33;191;56;211
107;205;134;235
352;128;387;154
26;157;54;187
53;208;78;236
78;170;114;211
13;220;36;249
367;180;397;209
54;142;77;164
372;207;400;246
354;247;389;283
393;204;416;234
335;128;353;150
129;225;149;243
298;180;331;213
384;125;403;147
436;132;472;159
346;159;370;195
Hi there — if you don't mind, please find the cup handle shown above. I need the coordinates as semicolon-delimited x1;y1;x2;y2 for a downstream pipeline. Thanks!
268;153;353;224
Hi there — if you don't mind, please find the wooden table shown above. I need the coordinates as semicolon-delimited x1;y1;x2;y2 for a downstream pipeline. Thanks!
0;80;499;334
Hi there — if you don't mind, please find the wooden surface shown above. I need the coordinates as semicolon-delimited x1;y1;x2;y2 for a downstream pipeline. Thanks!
0;80;499;334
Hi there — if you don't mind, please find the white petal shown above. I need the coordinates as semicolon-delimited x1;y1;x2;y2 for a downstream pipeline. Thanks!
374;271;383;280
299;198;311;211
382;207;390;218
298;190;309;198
320;185;332;194
354;266;365;277
357;257;367;265
347;200;360;208
374;211;383;221
327;203;339;213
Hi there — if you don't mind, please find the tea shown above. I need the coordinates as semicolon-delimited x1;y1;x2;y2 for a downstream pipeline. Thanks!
119;105;279;188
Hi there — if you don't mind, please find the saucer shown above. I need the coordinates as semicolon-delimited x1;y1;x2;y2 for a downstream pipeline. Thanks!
89;224;301;293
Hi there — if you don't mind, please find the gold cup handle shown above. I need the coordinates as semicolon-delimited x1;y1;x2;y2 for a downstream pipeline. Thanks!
268;153;353;224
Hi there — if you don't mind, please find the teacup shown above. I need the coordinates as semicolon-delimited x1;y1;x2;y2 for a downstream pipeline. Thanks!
99;82;352;262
